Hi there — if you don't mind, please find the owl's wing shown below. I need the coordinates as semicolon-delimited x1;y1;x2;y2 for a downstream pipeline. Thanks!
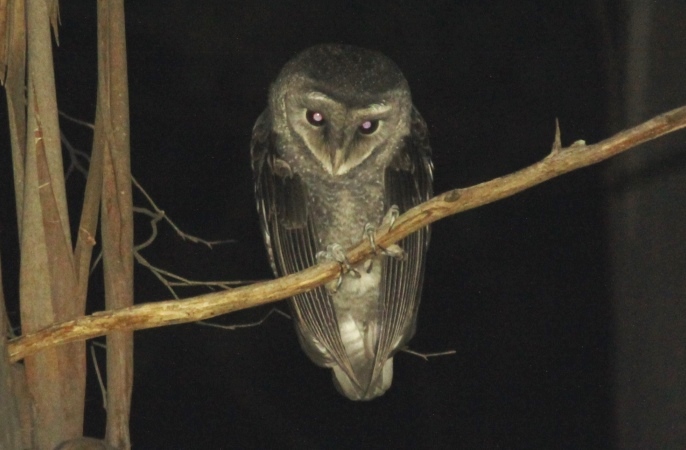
251;111;354;375
373;106;434;379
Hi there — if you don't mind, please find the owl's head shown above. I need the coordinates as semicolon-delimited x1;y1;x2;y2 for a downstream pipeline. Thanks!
270;44;412;176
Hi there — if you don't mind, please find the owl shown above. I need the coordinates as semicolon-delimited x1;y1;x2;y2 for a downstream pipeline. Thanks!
251;44;433;400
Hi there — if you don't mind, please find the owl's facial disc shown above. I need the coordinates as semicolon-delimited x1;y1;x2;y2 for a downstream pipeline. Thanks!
290;91;398;176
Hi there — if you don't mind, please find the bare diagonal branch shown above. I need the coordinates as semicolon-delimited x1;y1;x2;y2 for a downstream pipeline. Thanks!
7;105;686;363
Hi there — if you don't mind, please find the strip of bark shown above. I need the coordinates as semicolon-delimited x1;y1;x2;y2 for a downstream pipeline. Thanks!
0;251;23;450
3;0;27;225
96;1;134;448
19;2;84;449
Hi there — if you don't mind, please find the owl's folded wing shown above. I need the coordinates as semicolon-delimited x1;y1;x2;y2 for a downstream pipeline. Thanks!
372;107;434;380
251;111;355;377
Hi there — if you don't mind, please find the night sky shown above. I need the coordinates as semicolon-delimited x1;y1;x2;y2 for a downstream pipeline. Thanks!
1;1;616;448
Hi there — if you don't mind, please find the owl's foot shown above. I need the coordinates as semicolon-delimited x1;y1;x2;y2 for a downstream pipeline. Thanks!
317;243;360;293
363;206;406;273
382;205;400;231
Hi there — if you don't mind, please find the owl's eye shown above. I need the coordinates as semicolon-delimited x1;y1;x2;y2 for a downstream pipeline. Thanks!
358;120;379;135
306;110;326;127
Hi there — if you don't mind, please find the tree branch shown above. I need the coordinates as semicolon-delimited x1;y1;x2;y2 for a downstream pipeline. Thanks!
7;105;686;363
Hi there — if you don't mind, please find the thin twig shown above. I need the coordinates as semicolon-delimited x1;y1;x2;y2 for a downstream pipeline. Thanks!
168;279;262;288
59;113;237;294
61;132;90;179
89;343;107;410
132;206;164;252
401;347;457;361
61;141;239;288
196;307;291;331
133;239;256;299
59;110;96;130
131;177;234;248
7;105;686;363
60;112;217;250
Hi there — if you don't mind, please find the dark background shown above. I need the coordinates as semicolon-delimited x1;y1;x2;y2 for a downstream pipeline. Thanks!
1;1;627;448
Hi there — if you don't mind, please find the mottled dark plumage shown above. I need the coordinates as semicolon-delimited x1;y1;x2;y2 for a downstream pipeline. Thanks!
251;44;432;400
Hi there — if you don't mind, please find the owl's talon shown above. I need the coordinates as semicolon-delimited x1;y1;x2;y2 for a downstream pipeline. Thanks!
364;223;377;251
317;243;358;292
333;276;343;294
381;206;404;258
384;205;400;231
363;259;374;273
363;206;406;267
383;243;406;260
363;223;379;272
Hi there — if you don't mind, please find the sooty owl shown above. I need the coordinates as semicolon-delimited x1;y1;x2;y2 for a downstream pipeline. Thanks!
251;44;433;400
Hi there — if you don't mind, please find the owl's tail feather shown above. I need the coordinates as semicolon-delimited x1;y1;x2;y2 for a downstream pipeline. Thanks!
332;318;393;400
332;357;393;401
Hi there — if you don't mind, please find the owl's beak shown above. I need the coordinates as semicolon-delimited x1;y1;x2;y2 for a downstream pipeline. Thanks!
329;129;349;175
331;149;345;175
